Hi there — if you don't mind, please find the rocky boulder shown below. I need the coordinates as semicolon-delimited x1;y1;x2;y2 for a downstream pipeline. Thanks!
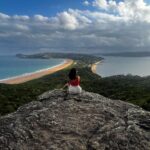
0;89;150;150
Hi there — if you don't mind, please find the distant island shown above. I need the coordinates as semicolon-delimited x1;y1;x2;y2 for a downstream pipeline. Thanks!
99;51;150;57
16;52;102;64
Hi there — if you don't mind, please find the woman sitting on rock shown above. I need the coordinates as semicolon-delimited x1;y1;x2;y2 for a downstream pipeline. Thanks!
63;68;82;94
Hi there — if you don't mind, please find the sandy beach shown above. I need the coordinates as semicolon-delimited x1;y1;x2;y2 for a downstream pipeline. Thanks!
91;61;101;74
1;59;73;84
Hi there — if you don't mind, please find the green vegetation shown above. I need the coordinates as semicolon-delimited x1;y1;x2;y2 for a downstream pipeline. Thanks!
0;53;150;116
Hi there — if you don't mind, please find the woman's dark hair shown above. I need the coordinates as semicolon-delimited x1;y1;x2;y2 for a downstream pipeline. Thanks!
68;68;77;80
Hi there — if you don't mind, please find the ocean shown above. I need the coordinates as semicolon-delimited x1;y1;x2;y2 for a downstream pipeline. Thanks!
0;55;65;81
96;56;150;77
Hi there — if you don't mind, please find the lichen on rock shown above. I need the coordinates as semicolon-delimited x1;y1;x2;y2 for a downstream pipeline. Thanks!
0;89;150;150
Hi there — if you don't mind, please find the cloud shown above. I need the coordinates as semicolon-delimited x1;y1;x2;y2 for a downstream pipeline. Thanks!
55;11;79;30
92;0;150;22
14;24;30;31
0;0;150;54
34;15;49;22
0;13;10;20
117;0;150;22
83;1;90;6
93;0;108;9
13;15;30;21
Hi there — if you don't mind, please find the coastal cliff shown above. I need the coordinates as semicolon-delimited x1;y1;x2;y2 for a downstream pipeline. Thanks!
0;89;150;150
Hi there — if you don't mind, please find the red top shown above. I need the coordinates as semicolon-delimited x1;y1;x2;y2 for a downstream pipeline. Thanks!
69;77;80;86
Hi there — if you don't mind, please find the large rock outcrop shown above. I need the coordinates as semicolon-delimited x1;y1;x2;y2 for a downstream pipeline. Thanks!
0;89;150;150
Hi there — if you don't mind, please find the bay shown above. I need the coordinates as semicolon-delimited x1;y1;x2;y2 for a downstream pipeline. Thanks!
96;56;150;77
0;55;65;80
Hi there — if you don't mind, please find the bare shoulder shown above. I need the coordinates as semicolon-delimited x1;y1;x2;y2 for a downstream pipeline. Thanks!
77;75;80;80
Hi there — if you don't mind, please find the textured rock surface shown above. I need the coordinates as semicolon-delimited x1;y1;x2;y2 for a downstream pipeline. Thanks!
0;89;150;150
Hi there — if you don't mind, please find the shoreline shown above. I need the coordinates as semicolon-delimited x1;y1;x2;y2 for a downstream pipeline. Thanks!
0;59;73;84
91;61;101;74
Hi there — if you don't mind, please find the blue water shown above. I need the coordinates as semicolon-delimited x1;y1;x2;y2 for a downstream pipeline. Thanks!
96;56;150;77
0;55;65;80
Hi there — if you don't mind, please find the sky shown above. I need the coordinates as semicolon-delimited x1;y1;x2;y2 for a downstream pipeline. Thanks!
0;0;150;54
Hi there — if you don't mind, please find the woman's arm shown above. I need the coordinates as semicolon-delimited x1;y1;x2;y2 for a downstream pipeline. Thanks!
62;83;69;89
77;76;80;81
